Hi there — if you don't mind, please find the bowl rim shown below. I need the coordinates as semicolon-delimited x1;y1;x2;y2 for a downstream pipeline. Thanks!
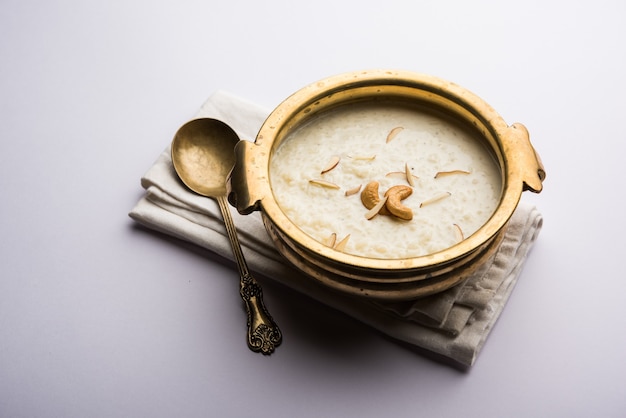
237;69;538;273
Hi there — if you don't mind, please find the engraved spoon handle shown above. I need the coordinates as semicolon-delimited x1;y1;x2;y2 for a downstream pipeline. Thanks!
216;195;282;354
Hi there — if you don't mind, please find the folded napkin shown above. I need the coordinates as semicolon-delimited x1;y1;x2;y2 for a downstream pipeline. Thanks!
129;91;543;369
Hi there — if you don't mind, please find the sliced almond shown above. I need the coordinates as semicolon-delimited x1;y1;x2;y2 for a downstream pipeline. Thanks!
386;126;404;143
434;170;471;179
386;170;418;185
348;154;376;161
325;232;337;247
309;179;340;189
345;184;362;196
420;192;451;208
365;195;388;220
453;223;464;242
334;234;351;252
321;156;340;174
385;171;406;179
405;162;416;186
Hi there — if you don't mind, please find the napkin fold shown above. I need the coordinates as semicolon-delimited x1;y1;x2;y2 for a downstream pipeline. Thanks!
129;91;543;369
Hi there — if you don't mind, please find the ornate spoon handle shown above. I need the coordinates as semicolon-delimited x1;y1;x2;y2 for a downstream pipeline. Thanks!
216;196;282;354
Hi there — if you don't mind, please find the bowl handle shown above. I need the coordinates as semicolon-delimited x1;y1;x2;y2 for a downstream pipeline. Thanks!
227;140;264;215
507;123;546;193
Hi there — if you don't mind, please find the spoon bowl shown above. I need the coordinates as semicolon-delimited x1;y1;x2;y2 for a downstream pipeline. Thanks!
171;118;236;196
171;118;282;354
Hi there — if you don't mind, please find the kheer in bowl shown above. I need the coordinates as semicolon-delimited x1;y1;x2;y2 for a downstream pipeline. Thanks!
228;70;545;301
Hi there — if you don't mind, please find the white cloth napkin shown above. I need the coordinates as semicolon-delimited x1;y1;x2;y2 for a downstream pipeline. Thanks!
129;91;543;369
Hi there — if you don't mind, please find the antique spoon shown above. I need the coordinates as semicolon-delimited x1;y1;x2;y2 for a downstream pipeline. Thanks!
170;118;282;354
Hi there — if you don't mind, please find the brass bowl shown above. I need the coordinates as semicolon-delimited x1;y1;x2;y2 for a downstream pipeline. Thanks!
228;70;545;301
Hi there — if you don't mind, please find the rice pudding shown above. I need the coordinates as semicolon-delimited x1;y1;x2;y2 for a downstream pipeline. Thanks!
269;101;502;259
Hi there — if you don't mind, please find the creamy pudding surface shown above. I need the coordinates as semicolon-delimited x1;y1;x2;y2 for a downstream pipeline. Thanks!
269;102;502;258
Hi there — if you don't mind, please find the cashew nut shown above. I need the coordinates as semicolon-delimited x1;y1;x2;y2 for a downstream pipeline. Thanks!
384;185;413;220
360;181;390;216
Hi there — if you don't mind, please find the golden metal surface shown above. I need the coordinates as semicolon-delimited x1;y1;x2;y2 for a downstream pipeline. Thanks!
171;118;282;353
228;70;546;301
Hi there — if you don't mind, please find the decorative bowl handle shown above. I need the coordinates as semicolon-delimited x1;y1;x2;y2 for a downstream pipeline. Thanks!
227;140;265;215
508;123;546;193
